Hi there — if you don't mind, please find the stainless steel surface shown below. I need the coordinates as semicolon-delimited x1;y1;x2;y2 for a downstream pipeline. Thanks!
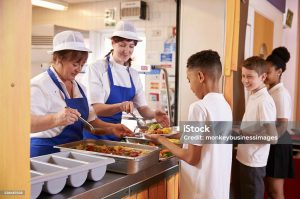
38;157;179;199
55;139;160;174
130;113;148;130
125;137;154;145
125;137;177;161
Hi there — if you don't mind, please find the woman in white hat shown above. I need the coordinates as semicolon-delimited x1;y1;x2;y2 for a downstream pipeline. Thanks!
82;21;169;141
30;30;133;157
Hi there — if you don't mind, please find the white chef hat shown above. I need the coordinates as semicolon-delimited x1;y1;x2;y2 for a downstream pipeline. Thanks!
110;21;142;42
48;30;91;54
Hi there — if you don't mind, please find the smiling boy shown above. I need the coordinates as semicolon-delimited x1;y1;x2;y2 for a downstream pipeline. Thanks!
235;56;276;199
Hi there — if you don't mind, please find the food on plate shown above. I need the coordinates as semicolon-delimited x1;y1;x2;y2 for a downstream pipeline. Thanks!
74;144;148;157
160;149;173;159
145;123;172;135
125;139;175;159
148;123;161;131
168;139;181;144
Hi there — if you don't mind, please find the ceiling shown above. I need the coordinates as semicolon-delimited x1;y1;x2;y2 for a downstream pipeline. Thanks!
63;0;107;3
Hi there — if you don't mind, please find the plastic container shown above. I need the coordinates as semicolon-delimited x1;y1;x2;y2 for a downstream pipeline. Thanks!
53;151;114;181
30;160;68;194
30;171;44;199
33;155;89;187
30;151;115;198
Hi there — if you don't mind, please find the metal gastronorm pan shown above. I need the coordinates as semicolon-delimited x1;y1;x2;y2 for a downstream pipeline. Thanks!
55;139;160;174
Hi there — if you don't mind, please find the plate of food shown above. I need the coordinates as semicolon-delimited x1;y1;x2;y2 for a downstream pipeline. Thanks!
142;123;180;137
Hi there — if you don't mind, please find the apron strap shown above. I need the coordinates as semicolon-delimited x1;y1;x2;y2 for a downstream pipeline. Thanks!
127;67;135;90
106;56;115;88
47;68;68;99
76;81;87;99
106;56;135;90
48;68;86;101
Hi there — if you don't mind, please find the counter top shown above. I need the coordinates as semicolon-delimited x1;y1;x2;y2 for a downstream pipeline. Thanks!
38;157;179;199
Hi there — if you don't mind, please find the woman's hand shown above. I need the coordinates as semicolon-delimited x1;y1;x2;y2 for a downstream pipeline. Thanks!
110;124;134;138
119;101;134;113
154;110;170;127
54;108;81;126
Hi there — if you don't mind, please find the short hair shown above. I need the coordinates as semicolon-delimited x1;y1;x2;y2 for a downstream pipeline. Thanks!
266;46;290;72
111;36;138;46
242;56;267;75
52;50;88;64
186;50;222;80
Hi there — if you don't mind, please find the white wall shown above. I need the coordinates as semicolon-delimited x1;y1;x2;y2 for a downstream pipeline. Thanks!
247;0;299;120
177;0;226;121
32;0;176;66
282;0;299;120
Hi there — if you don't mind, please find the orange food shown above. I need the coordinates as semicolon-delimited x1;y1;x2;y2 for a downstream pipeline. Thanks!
146;127;171;135
75;144;148;157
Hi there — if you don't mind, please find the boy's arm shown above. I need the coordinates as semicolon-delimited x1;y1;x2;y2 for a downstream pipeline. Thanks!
146;134;202;166
276;118;288;137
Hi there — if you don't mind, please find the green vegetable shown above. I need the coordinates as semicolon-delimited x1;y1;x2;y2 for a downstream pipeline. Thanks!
163;152;173;158
148;123;161;131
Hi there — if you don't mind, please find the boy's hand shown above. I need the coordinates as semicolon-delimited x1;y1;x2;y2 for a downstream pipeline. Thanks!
154;110;170;127
145;134;165;144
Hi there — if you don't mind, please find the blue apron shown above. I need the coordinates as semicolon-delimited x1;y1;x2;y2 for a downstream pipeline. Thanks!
30;68;89;157
83;56;136;141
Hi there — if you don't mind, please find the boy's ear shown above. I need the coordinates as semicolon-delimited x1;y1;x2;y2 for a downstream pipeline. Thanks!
261;72;267;81
197;71;205;83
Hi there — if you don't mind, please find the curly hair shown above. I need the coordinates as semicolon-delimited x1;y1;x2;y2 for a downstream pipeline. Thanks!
266;46;290;72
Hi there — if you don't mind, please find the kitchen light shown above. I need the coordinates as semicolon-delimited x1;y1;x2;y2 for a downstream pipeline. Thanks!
32;0;68;11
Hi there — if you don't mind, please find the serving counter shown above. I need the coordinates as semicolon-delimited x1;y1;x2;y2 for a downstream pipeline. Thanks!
38;157;179;199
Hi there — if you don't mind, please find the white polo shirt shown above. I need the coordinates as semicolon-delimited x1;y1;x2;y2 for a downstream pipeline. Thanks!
269;83;291;119
236;87;276;167
81;55;147;108
30;67;96;138
180;93;232;199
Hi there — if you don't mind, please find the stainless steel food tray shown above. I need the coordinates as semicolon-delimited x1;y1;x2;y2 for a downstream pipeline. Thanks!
55;139;160;174
124;137;176;161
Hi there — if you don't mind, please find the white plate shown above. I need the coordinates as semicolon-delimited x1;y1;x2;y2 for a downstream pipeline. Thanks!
143;131;180;137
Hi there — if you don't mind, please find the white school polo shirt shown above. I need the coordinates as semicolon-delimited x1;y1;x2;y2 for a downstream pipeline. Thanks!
269;83;291;119
81;55;147;108
31;67;96;138
180;93;232;199
236;87;276;167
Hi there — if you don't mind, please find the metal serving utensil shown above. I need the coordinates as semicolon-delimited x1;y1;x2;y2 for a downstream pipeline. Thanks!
130;113;148;130
78;116;95;133
65;106;95;133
